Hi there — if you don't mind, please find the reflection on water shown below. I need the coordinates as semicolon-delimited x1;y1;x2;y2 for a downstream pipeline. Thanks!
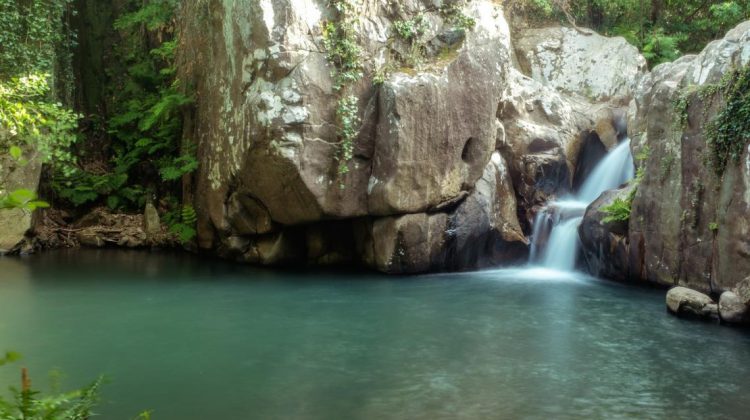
1;250;749;419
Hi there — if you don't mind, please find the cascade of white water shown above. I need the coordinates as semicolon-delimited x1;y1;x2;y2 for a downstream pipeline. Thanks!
541;216;584;270
530;139;635;271
577;141;636;203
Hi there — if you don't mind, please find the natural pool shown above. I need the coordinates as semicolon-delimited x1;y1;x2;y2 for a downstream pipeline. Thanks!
1;250;749;419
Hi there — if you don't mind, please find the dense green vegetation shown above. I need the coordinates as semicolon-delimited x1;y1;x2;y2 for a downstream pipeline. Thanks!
53;0;196;215
508;0;750;66
0;0;196;240
0;0;78;211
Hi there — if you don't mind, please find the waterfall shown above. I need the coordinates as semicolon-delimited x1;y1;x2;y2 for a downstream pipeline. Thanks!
577;141;635;203
530;139;635;271
541;216;584;270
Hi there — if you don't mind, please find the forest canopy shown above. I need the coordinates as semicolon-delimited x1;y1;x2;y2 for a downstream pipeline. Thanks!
507;0;750;66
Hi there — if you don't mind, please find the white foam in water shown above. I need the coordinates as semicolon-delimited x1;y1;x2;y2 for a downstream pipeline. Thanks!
530;139;635;272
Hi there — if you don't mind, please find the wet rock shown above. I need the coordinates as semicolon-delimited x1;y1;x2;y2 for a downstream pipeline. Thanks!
719;291;750;325
358;213;449;274
666;287;718;320
242;231;306;267
226;193;275;235
357;154;528;273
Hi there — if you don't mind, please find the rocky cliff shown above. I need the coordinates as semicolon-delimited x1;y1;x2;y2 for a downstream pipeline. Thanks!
177;0;644;273
581;21;750;293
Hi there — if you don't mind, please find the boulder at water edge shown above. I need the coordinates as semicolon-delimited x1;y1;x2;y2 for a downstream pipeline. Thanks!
719;291;750;325
666;287;718;320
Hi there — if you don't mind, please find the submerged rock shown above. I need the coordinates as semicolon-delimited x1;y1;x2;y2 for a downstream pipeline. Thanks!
666;287;718;320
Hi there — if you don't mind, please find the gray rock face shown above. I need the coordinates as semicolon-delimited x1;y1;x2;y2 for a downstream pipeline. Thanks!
605;20;750;292
358;153;528;273
515;27;647;103
177;0;645;272
719;291;749;325
666;287;718;320
735;276;750;306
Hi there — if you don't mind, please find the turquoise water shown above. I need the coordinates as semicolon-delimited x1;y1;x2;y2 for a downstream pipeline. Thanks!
1;250;749;419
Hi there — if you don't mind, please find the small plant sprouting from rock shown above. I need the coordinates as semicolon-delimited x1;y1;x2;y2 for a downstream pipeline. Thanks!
709;221;719;233
601;189;636;224
393;14;429;68
440;1;476;31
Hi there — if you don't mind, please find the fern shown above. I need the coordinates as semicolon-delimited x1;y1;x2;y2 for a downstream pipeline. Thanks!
601;190;636;224
166;205;197;243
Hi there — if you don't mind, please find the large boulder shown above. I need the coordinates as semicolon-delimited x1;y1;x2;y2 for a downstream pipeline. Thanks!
624;20;750;292
515;27;647;103
357;152;527;273
666;286;718;320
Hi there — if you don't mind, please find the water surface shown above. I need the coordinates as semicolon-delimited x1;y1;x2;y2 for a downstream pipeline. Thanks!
1;250;749;419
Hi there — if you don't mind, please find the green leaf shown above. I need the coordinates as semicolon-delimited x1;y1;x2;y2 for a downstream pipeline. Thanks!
107;195;121;210
0;351;21;366
9;146;22;160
